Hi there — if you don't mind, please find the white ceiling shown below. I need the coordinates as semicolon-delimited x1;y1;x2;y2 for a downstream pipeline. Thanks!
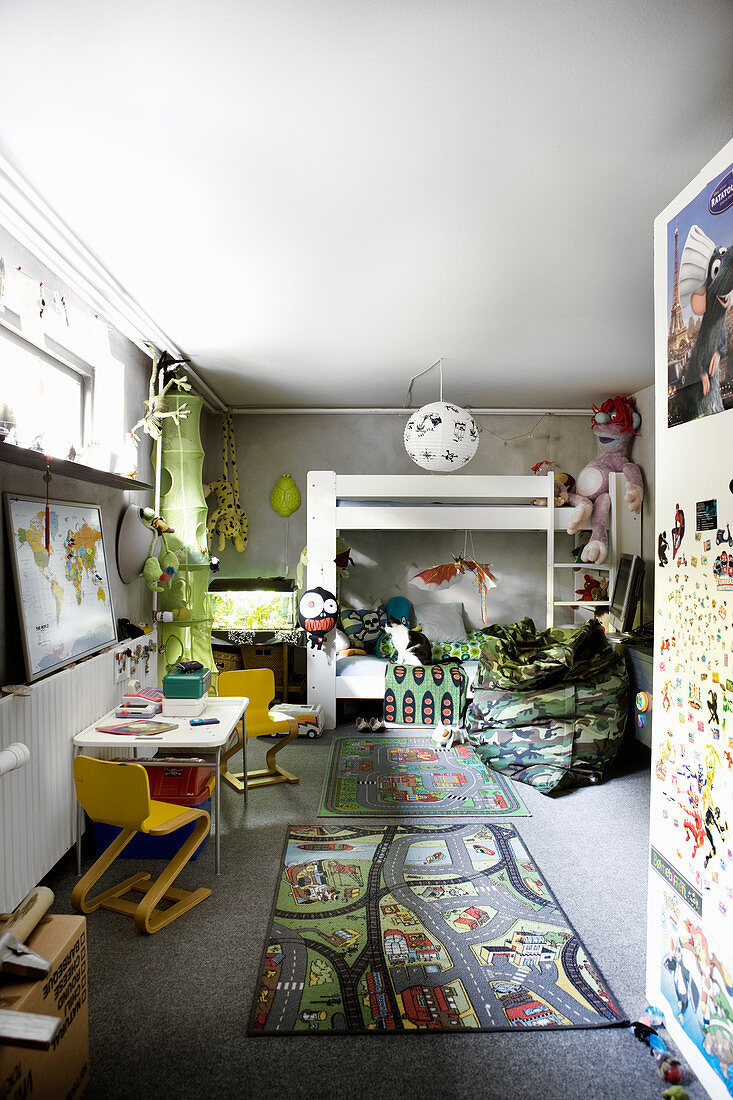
0;0;731;410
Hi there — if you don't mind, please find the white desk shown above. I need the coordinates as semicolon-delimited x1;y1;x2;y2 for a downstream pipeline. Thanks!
73;696;248;875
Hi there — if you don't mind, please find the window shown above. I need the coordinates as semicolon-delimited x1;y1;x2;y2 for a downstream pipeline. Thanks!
0;328;86;459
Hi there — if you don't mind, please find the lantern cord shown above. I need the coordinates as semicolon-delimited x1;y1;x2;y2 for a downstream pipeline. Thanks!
285;515;290;576
403;359;443;407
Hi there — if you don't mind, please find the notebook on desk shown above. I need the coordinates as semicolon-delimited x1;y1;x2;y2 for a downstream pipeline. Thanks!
94;720;179;736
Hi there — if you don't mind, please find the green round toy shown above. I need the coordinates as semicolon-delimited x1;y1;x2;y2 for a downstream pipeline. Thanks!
270;473;301;517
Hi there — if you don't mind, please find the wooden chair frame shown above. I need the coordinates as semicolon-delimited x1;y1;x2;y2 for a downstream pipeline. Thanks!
72;810;211;933
220;716;303;791
72;758;212;934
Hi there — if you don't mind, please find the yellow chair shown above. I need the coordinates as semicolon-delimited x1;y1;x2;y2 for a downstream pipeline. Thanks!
71;756;212;934
217;668;306;791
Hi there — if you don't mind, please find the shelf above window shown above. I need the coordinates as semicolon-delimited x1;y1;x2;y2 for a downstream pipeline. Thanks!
0;443;152;491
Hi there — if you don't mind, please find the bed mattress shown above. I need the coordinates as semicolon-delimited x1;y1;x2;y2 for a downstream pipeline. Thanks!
335;654;479;698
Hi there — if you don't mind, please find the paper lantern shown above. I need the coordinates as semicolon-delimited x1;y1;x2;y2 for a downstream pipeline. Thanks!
270;473;301;517
404;401;479;472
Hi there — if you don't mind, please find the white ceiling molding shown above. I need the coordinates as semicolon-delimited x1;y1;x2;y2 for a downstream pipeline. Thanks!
0;152;227;412
230;407;590;415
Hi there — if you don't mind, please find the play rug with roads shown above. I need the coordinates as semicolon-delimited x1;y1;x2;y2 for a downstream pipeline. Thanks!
248;823;625;1035
318;734;529;819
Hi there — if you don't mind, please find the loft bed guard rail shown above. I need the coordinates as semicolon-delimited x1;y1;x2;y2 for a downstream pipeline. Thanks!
306;470;569;728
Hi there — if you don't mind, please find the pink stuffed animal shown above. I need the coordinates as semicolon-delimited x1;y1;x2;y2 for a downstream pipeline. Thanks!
566;395;643;564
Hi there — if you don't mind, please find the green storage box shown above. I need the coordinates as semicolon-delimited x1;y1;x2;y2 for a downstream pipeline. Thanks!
162;667;212;699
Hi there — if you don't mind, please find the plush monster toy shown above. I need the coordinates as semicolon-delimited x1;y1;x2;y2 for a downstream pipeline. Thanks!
566;395;643;564
298;587;338;650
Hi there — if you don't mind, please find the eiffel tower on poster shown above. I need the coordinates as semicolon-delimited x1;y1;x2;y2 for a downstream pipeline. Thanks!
668;225;691;365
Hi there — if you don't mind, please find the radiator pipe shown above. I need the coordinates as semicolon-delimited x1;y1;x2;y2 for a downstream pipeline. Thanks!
0;742;31;778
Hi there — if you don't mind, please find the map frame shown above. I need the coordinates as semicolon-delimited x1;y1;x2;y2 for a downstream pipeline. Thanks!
4;492;117;682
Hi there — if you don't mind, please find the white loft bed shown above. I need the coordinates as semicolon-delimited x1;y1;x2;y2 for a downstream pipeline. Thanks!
306;470;625;729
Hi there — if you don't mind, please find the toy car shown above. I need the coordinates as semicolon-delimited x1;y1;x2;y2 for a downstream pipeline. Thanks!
268;704;325;738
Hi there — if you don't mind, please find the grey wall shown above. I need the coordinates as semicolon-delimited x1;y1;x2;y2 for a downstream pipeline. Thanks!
0;227;154;685
201;410;611;631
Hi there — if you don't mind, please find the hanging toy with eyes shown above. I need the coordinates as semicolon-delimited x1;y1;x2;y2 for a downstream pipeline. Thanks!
565;395;643;564
298;587;338;649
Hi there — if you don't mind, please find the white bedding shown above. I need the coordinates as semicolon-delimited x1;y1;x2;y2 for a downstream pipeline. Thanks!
335;654;479;698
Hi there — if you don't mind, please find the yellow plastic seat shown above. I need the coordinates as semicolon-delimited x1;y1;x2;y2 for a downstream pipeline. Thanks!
217;668;307;790
71;756;211;934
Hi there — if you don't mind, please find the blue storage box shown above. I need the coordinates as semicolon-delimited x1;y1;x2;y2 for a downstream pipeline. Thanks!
92;794;211;860
92;761;213;860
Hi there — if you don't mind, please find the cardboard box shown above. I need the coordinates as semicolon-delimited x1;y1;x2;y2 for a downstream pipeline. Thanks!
0;915;89;1100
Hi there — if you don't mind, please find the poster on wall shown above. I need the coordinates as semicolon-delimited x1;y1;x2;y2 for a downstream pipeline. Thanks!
651;138;733;1100
667;160;733;428
4;494;116;682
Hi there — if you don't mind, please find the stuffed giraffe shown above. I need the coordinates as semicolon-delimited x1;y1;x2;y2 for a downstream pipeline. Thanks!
206;408;248;553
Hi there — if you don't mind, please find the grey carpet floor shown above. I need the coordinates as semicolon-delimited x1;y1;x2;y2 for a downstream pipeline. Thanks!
41;729;707;1100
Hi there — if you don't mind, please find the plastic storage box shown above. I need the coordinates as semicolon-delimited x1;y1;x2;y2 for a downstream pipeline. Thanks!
93;760;214;860
162;667;212;699
162;695;206;718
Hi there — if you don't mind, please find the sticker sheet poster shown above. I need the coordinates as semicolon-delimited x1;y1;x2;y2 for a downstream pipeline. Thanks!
666;160;733;428
5;495;116;680
652;501;733;1094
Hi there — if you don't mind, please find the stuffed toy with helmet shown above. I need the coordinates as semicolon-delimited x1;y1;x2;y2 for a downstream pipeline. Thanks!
566;395;643;564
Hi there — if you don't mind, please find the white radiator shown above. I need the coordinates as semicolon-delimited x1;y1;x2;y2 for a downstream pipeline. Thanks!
0;646;159;910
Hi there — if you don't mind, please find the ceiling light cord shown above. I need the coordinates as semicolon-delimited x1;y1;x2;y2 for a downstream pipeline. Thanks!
404;358;443;407
468;410;550;444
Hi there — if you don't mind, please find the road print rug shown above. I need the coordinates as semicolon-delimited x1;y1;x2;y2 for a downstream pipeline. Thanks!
319;734;529;819
248;823;626;1035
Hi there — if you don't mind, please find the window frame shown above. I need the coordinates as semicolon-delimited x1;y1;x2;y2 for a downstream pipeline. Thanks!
0;317;92;454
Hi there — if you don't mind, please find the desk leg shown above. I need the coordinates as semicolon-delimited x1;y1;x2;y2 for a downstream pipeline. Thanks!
214;746;221;876
242;714;248;805
76;802;83;876
74;747;82;876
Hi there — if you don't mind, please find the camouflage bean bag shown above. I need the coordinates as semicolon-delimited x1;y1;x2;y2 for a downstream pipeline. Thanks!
466;617;628;794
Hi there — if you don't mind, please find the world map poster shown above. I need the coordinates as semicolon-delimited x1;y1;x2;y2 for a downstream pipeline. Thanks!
5;495;116;680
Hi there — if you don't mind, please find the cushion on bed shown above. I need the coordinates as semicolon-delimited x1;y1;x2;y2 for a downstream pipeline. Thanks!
384;595;413;626
431;629;492;661
339;606;387;651
413;601;467;642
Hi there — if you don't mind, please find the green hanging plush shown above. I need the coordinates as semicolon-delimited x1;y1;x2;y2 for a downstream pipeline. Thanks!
157;544;187;610
141;532;178;593
270;473;301;517
142;550;166;590
140;510;178;592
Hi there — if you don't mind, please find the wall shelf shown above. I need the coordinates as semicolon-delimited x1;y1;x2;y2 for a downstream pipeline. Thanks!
553;599;610;607
553;562;611;570
0;444;152;491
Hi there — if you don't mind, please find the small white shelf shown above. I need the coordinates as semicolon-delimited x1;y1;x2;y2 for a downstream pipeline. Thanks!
553;562;611;570
553;600;610;607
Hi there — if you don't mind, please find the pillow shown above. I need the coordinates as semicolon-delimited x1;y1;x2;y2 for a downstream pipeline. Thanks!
431;630;487;661
413;602;467;643
384;595;412;627
340;606;387;651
